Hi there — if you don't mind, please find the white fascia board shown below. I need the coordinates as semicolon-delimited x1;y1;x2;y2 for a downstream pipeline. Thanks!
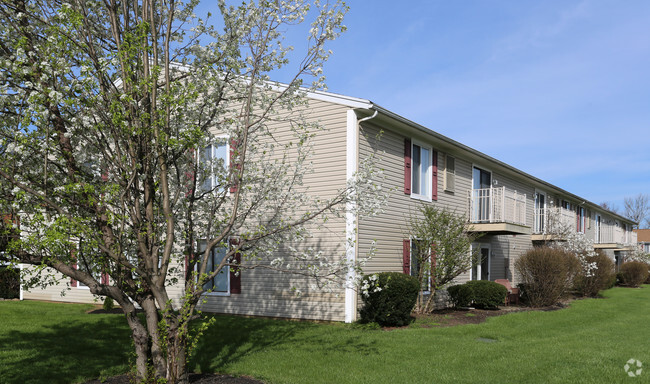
344;109;358;323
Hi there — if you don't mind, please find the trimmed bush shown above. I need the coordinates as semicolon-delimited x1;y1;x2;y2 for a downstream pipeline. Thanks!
0;267;20;299
573;251;616;297
447;284;474;308
359;272;419;326
103;296;115;311
465;280;508;309
619;261;649;288
515;247;580;307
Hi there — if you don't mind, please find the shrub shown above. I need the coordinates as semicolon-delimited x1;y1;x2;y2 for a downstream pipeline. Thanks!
465;280;508;309
447;284;474;308
619;261;649;288
515;247;579;307
0;267;20;299
103;296;115;311
359;272;420;326
573;251;616;297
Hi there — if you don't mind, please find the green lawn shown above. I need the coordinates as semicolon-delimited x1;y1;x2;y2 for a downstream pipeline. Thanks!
1;286;649;384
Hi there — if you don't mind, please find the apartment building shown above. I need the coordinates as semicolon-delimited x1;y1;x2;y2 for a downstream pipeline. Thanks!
21;88;637;323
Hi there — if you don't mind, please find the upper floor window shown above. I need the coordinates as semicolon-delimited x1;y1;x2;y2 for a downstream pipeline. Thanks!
412;143;432;200
200;140;229;192
404;138;438;201
444;155;455;192
576;207;585;233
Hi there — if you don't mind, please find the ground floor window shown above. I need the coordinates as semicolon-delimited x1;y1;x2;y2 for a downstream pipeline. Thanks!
197;241;229;294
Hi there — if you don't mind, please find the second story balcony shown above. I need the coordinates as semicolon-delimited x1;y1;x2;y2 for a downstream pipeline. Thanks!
468;187;530;234
595;224;638;249
533;207;576;236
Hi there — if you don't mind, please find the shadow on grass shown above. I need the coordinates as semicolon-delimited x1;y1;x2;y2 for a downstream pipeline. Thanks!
0;313;132;384
189;315;379;373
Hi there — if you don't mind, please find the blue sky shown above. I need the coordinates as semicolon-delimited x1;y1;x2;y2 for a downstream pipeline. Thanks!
200;1;650;212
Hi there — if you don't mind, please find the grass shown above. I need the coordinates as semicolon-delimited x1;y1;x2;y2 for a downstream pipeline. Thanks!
2;286;650;384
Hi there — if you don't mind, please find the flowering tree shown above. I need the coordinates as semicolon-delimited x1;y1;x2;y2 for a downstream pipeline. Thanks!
407;204;481;313
545;208;598;277
0;1;381;382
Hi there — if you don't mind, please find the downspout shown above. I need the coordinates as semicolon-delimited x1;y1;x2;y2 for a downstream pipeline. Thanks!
344;108;378;323
19;264;23;300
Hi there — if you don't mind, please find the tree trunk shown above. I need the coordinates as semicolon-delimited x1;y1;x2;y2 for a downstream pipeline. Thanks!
124;309;151;381
158;316;189;384
141;297;167;378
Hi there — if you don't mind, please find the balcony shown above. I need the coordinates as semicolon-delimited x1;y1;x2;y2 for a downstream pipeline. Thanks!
595;225;638;250
468;187;530;234
532;207;576;240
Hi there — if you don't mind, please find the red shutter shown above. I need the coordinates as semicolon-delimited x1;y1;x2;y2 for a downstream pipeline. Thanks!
430;243;437;288
404;139;411;195
229;139;240;193
229;238;242;294
402;239;411;274
432;150;438;201
101;272;109;285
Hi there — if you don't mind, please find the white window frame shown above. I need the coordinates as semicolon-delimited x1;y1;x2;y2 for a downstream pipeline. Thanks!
200;136;230;194
196;240;231;296
595;214;602;243
577;206;586;233
534;190;547;234
410;140;432;202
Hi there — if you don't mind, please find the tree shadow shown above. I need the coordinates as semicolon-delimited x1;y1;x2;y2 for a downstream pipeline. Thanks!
189;315;379;374
0;310;132;384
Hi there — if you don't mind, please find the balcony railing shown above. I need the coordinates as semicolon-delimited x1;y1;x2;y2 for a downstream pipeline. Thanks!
533;207;576;234
597;225;637;246
469;187;527;226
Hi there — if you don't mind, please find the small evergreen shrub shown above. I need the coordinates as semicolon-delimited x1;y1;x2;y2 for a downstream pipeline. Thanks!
465;280;508;309
359;272;419;326
447;284;474;308
103;296;115;311
515;247;579;307
619;261;649;287
573;251;615;297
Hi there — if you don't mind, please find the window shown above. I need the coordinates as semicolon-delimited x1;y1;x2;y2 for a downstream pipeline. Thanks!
200;140;228;192
72;240;107;288
195;239;241;295
412;143;431;198
197;240;229;294
404;138;438;200
534;191;546;233
402;239;433;291
576;207;585;233
444;155;455;192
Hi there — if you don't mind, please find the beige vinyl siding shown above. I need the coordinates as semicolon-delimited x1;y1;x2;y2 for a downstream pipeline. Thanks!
356;123;475;276
22;274;101;304
22;98;351;322
196;97;350;321
357;122;539;290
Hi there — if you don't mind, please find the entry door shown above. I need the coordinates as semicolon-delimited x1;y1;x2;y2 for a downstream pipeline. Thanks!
472;167;492;222
534;192;546;233
471;244;491;281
